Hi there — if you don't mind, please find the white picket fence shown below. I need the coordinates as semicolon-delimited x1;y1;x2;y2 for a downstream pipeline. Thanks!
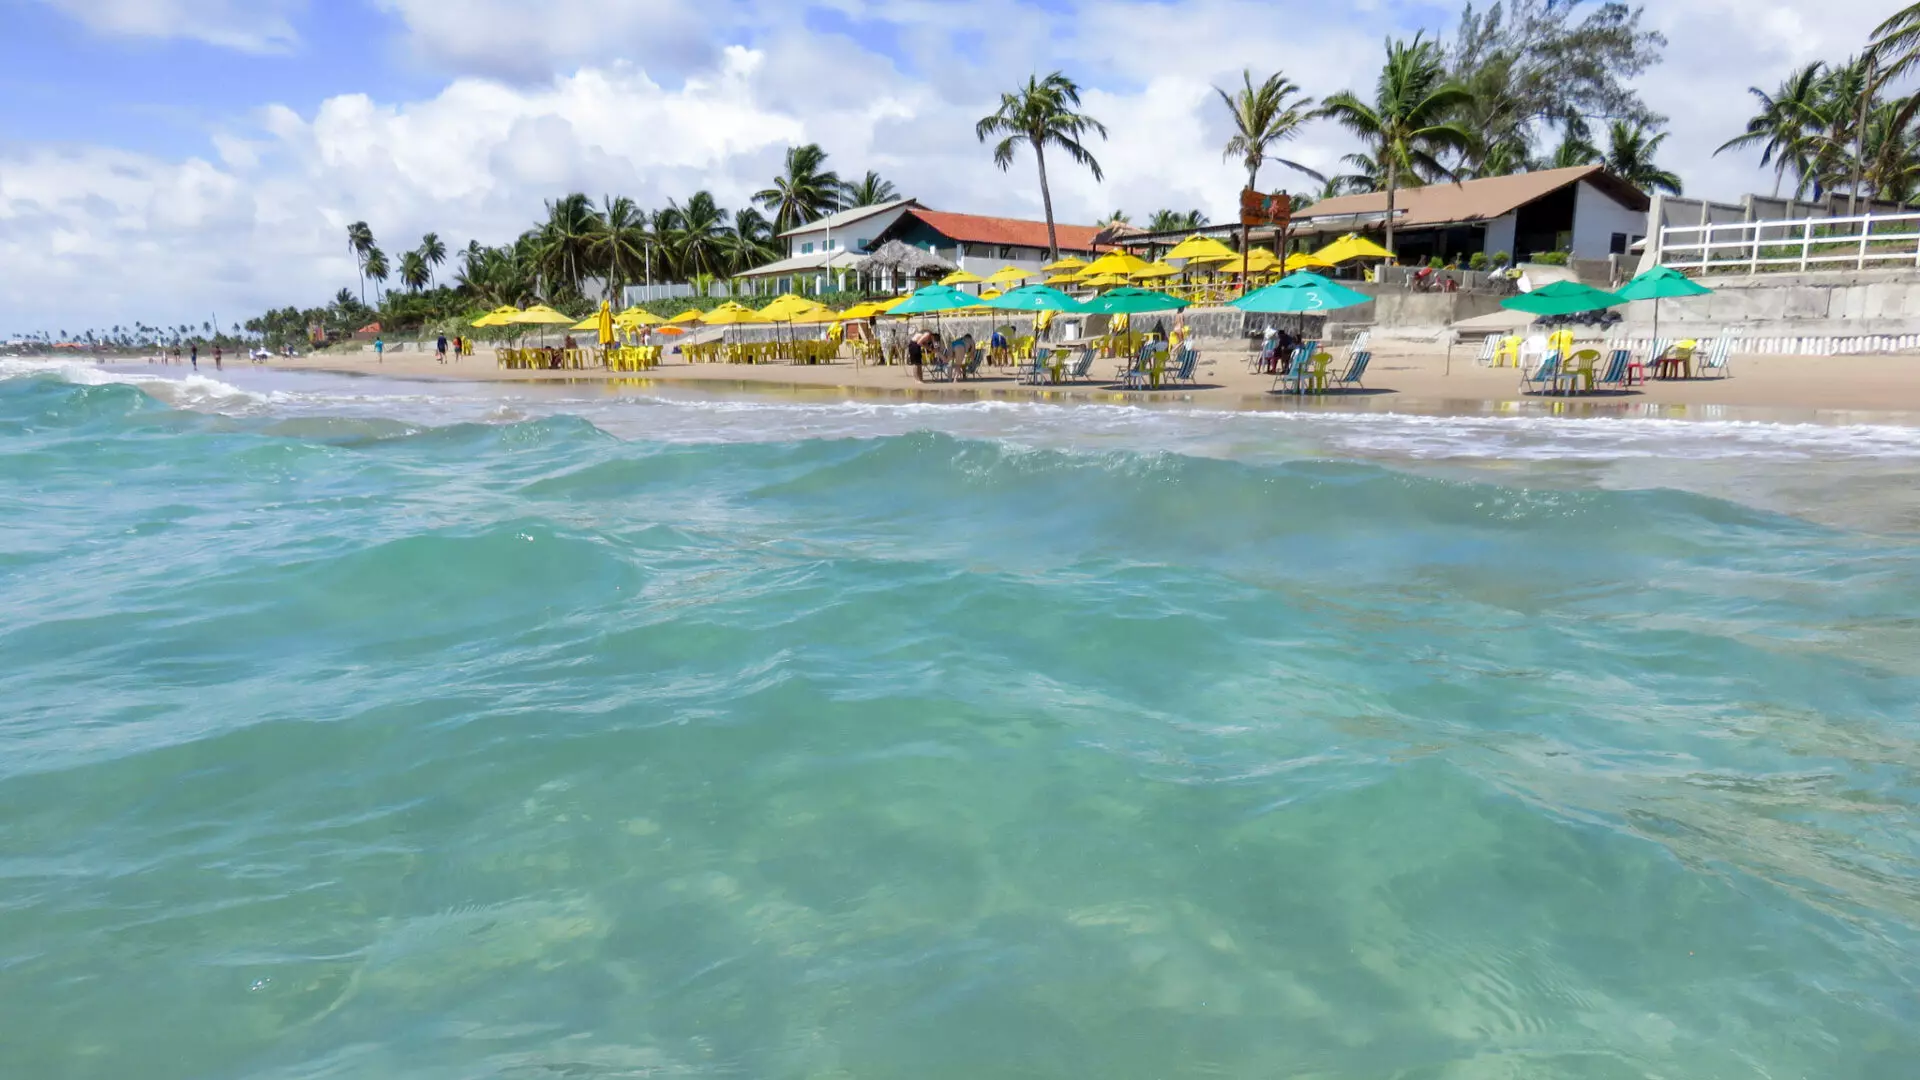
1657;210;1920;274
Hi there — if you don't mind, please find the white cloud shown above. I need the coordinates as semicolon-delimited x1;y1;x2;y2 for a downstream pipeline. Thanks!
1;0;1901;336
29;0;304;52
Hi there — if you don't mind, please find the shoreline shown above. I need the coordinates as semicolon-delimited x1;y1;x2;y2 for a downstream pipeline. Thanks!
234;342;1920;426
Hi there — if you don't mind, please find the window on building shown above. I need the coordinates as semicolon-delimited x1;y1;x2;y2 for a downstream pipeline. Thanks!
967;243;993;258
997;246;1014;260
854;237;870;253
1609;232;1628;255
801;242;814;254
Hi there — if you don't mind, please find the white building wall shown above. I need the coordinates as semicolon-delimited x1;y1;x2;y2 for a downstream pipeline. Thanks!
1483;213;1517;259
1571;182;1649;260
784;205;914;259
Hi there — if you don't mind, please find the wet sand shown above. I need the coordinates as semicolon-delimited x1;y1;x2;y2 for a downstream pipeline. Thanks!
255;341;1920;422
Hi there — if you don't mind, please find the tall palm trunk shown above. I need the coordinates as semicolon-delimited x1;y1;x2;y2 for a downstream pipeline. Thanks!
1033;139;1059;259
1241;166;1256;296
1851;57;1876;216
1385;158;1399;255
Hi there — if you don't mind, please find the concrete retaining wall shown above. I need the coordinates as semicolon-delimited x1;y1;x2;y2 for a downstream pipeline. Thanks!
1617;268;1920;353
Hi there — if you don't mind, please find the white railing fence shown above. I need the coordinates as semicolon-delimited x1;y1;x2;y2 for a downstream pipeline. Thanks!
1658;211;1920;274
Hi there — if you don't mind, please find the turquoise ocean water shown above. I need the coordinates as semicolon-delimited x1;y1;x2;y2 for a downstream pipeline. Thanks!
3;359;1919;1079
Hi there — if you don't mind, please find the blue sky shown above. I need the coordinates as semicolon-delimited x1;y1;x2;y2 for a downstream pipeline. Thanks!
0;0;1891;336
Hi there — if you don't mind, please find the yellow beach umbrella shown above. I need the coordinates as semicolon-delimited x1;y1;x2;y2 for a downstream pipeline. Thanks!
874;296;908;312
980;289;1004;300
471;305;521;327
1314;233;1396;264
1041;255;1087;272
1045;272;1082;286
1211;248;1283;276
939;269;985;286
789;306;844;324
507;305;576;326
1076;251;1153;278
838;302;886;319
984;265;1034;286
667;309;705;325
1130;261;1181;280
701;303;765;326
1285;252;1335;271
1080;273;1128;288
617;308;665;327
757;293;828;321
570;314;602;331
1164;235;1239;262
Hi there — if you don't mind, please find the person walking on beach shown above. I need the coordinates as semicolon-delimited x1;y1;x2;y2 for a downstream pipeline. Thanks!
374;335;384;363
212;344;222;370
189;343;198;370
436;333;448;364
452;335;463;362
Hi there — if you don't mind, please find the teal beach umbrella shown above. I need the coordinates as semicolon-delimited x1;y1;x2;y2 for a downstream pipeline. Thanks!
982;284;1088;312
1613;266;1713;345
1500;280;1624;316
888;284;985;315
1230;271;1371;313
1077;287;1189;315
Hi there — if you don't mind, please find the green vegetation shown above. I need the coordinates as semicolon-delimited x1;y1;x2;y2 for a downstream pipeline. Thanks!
976;71;1108;260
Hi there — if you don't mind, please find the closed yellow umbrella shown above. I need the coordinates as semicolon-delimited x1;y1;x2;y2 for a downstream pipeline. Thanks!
1041;255;1087;272
1164;235;1239;262
1314;233;1396;264
597;300;615;346
940;269;985;286
984;265;1034;286
1076;251;1153;278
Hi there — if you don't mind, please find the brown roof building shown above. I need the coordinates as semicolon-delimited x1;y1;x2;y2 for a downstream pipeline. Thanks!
1292;166;1651;264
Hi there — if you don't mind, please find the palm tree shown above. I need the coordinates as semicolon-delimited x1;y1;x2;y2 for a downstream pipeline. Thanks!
1318;33;1475;254
1716;64;1829;198
661;191;733;281
725;208;780;277
1147;209;1209;232
399;250;430;292
363;247;390;302
1097;210;1131;230
755;144;844;233
1861;95;1920;205
1328;153;1384;195
976;72;1109;259
345;221;374;304
841;170;899;208
1872;3;1920;80
1603;121;1683;195
418;232;446;287
536;193;600;300
589;195;653;300
1216;69;1322;261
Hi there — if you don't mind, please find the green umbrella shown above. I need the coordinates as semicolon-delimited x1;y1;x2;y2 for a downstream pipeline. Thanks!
983;284;1088;312
888;284;985;315
1077;286;1189;314
1613;266;1712;346
1500;280;1623;316
1230;271;1371;313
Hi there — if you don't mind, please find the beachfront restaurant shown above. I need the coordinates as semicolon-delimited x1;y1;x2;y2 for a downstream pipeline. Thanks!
864;208;1106;281
1286;165;1651;266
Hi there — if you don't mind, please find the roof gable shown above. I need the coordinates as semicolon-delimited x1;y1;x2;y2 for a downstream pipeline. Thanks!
1297;167;1650;229
885;208;1105;252
777;198;920;238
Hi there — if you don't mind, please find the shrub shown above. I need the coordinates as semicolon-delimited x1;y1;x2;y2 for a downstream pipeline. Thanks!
1491;250;1511;267
1531;251;1570;266
1428;256;1445;269
1468;252;1488;271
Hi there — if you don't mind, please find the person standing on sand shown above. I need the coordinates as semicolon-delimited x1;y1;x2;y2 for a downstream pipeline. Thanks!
374;336;384;363
436;333;448;364
452;335;463;362
189;343;198;370
212;344;222;369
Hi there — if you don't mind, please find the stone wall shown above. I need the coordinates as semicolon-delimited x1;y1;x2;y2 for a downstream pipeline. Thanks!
1615;268;1920;353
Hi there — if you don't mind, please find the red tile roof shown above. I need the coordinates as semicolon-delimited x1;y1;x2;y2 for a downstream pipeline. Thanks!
901;208;1105;253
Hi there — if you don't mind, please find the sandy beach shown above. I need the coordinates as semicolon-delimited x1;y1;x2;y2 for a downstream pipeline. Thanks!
250;340;1920;421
